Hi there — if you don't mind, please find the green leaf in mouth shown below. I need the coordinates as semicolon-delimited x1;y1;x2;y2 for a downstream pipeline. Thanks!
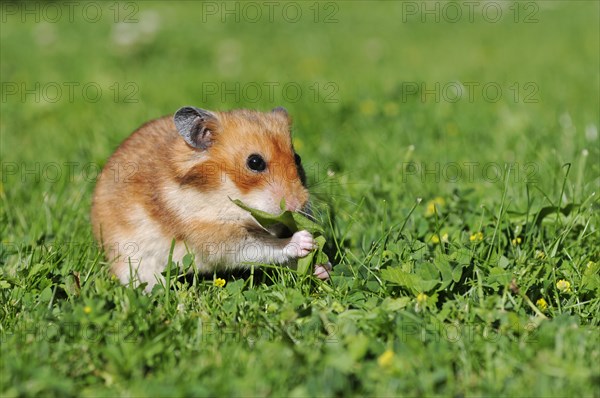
231;198;329;276
230;198;324;235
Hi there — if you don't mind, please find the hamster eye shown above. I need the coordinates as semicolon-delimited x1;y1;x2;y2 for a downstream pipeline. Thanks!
247;154;267;172
294;153;302;165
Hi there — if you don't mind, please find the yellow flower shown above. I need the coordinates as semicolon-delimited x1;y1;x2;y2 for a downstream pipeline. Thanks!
416;293;428;306
446;122;459;136
377;349;394;368
331;301;345;313
430;233;449;244
359;99;376;116
535;250;546;260
556;279;571;293
425;197;445;217
214;278;226;288
383;102;399;117
83;306;92;314
511;237;522;245
536;298;548;312
470;231;484;242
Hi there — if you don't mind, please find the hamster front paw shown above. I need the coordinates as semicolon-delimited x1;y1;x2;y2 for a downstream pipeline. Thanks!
284;230;316;259
314;262;332;280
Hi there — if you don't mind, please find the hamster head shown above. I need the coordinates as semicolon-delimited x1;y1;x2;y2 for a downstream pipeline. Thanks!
174;106;309;216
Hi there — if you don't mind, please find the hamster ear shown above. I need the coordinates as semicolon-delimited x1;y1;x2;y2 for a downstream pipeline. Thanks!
174;106;219;150
271;106;288;117
271;106;291;127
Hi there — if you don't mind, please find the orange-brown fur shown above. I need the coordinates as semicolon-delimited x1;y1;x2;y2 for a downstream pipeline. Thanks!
91;108;312;290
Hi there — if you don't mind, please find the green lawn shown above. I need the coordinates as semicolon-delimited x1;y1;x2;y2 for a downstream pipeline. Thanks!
1;1;599;396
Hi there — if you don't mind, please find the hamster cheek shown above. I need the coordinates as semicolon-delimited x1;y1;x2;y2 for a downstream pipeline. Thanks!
238;188;281;215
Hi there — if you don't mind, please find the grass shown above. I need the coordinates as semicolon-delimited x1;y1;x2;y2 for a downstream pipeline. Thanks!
1;1;599;396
